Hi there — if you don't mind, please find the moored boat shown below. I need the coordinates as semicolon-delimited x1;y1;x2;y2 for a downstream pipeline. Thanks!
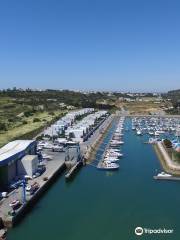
97;162;119;170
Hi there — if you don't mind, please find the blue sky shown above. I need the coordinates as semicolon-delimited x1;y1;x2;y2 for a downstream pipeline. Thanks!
0;0;180;92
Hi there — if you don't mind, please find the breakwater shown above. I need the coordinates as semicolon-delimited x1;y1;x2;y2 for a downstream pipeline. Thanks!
154;142;180;176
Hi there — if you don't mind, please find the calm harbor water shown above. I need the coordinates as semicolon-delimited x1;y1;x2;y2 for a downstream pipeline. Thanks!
8;118;180;240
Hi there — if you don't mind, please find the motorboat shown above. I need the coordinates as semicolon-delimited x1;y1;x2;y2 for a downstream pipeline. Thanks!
105;151;123;157
157;172;172;178
110;140;124;145
104;157;120;162
155;131;160;136
136;130;142;135
97;162;119;170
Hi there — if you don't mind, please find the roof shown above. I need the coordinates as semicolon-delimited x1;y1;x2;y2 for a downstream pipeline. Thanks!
0;140;36;166
21;155;38;162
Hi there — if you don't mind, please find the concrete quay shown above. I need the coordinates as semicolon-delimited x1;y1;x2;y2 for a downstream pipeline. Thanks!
0;151;66;228
0;114;114;228
82;115;114;163
65;115;113;178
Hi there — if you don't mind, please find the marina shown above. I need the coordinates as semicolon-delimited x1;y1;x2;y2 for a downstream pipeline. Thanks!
0;109;112;232
1;1;180;238
7;117;180;240
97;117;125;170
0;109;179;238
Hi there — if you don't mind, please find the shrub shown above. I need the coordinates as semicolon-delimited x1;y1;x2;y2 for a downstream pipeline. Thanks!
0;122;7;131
8;118;14;122
24;111;33;117
36;135;44;141
22;120;28;124
173;150;180;162
49;112;55;116
163;139;172;148
33;118;41;123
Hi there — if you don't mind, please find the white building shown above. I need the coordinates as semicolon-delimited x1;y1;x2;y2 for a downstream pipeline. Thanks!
18;155;39;177
65;110;107;142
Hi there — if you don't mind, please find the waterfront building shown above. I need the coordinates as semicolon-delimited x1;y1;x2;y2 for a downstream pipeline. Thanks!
0;140;37;189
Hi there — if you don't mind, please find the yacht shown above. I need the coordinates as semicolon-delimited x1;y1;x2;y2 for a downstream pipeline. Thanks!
110;140;124;145
136;130;142;135
105;151;123;157
104;156;121;161
97;162;119;170
157;172;172;178
154;131;160;136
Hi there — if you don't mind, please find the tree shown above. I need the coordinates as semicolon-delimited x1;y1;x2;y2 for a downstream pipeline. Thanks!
33;118;41;122
0;122;7;131
163;139;172;148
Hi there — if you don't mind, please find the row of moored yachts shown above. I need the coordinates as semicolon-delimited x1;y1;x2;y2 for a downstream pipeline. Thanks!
132;117;180;137
97;117;125;170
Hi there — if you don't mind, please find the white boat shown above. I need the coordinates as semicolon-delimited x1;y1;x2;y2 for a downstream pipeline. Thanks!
108;148;121;152
105;152;123;157
104;157;120;162
97;162;119;170
136;130;142;135
149;131;154;136
110;140;124;145
155;131;160;136
157;172;172;177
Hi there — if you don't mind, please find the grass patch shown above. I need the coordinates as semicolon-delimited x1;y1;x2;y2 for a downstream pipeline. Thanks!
0;110;65;147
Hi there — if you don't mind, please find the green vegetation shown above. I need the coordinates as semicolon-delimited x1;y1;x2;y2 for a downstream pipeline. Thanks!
173;150;180;163
0;122;7;131
0;96;66;147
1;89;119;109
162;89;180;114
163;139;172;148
0;88;178;147
33;118;41;122
0;89;117;147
